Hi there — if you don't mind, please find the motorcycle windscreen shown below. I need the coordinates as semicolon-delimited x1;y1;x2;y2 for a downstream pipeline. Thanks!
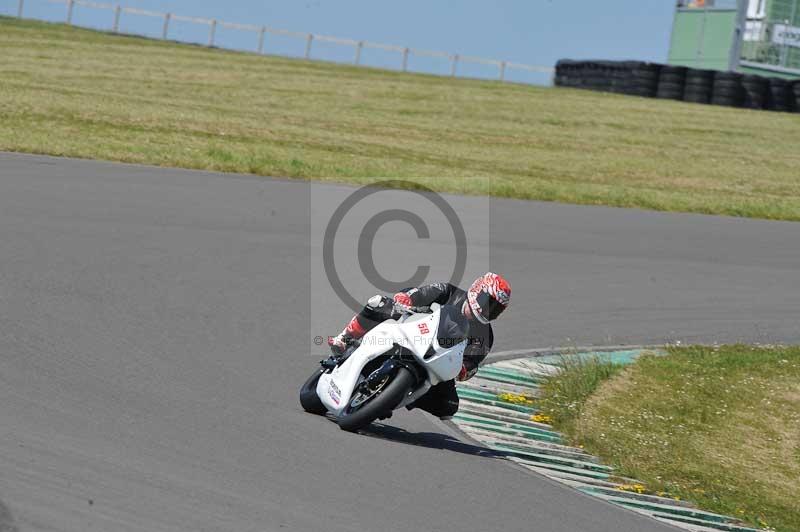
436;304;468;348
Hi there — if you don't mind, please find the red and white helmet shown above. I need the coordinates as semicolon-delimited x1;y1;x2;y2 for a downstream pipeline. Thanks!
465;272;511;324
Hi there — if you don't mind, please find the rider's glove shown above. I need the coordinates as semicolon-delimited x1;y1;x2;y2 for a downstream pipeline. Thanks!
328;333;349;355
456;363;478;382
392;292;413;314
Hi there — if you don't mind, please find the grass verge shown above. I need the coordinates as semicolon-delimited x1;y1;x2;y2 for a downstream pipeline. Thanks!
536;354;626;434
540;346;800;532
2;17;800;220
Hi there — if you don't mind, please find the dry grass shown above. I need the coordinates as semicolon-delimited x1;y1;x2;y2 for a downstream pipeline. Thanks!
535;354;626;435
570;345;800;532
3;17;800;219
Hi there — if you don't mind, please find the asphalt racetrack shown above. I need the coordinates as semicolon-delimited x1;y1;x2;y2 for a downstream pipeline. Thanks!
2;152;799;532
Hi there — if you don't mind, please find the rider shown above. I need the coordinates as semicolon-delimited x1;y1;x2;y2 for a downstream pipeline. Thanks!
327;272;511;420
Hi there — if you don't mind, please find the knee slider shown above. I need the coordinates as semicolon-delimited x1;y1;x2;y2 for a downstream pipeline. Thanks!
362;295;394;323
366;295;392;310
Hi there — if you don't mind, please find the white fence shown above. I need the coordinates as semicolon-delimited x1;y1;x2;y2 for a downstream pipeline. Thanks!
9;0;554;84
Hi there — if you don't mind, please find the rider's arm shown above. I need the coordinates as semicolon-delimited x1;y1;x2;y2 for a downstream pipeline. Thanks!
395;282;458;307
458;328;494;381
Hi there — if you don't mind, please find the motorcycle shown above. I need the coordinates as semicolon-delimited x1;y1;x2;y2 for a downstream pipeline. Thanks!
299;303;468;432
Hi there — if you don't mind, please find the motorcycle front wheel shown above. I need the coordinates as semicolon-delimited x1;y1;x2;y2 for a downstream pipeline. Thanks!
299;367;328;415
338;367;414;432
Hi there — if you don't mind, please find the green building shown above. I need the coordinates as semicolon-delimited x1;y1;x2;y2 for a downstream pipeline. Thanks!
668;0;800;79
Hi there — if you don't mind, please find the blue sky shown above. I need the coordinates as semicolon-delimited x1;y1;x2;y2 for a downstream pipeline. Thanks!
8;0;677;83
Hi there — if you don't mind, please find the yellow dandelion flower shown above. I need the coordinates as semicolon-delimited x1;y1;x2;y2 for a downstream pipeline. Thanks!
531;413;553;424
498;392;535;405
617;484;647;494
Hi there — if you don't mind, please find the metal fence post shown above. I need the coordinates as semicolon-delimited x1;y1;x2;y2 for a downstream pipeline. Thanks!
305;34;314;59
727;0;747;71
113;5;121;33
208;19;216;47
66;0;74;25
695;5;707;67
401;47;409;71
16;0;24;18
354;41;363;65
780;0;799;66
162;13;171;40
499;61;506;81
780;17;791;66
450;54;459;77
258;26;266;54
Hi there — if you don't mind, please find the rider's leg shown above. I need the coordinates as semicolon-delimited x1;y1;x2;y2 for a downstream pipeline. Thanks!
406;380;459;420
328;295;394;353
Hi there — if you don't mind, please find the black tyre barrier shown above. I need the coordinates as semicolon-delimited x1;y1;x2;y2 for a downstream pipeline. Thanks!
659;65;688;79
741;75;768;109
767;78;793;112
685;68;715;83
555;60;614;92
554;59;799;113
656;65;687;101
713;71;741;82
710;96;740;107
793;81;800;111
659;74;686;84
713;80;741;89
711;72;743;107
622;62;660;97
656;82;684;100
683;68;715;104
580;61;613;92
554;59;582;88
684;88;712;104
610;62;634;94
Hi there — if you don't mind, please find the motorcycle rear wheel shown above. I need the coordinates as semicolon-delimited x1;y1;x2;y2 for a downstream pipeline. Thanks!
338;367;414;432
299;367;328;415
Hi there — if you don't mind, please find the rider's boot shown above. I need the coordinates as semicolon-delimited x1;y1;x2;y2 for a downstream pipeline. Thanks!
327;314;366;355
324;314;369;371
324;295;394;368
327;333;349;356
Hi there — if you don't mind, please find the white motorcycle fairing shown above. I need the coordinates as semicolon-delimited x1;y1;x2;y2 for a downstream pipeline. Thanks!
316;303;466;417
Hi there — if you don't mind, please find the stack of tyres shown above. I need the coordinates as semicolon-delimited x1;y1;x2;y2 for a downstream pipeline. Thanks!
741;74;769;109
553;60;569;87
554;59;581;88
766;78;793;112
793;80;800;112
656;65;686;100
554;60;614;92
609;62;632;94
711;72;744;107
576;61;610;92
683;68;715;104
623;62;660;97
554;59;800;113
